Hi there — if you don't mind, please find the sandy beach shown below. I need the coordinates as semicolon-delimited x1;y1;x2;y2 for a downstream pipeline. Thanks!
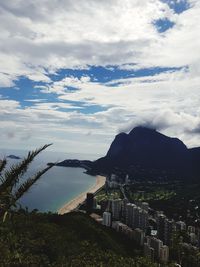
58;175;106;215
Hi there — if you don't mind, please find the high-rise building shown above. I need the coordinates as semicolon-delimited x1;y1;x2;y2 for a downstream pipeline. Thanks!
126;203;137;228
112;221;133;239
157;214;166;242
125;174;130;184
133;228;145;246
126;203;148;230
110;174;117;181
138;209;148;231
121;198;129;220
176;221;186;231
160;245;169;263
140;202;149;212
86;193;94;212
100;200;108;213
164;219;176;245
189;233;197;245
188;225;196;234
110;199;122;220
147;237;163;260
102;211;112;227
146;236;169;263
144;243;154;262
145;236;169;263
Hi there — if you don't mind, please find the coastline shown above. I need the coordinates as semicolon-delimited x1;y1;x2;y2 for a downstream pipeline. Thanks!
58;175;106;215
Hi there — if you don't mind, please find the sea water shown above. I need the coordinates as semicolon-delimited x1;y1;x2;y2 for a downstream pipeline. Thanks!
0;148;101;212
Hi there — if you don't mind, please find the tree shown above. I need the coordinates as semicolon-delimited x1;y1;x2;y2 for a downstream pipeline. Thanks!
0;144;53;220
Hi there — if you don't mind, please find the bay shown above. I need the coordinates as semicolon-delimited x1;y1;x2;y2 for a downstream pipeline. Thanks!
0;148;100;212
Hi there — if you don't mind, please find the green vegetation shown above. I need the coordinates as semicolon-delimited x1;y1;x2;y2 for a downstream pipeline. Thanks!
125;182;200;225
125;184;176;202
0;211;159;267
129;189;176;202
170;230;200;267
149;182;200;224
96;188;122;202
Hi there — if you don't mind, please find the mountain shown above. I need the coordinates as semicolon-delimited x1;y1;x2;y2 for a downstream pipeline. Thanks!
92;127;199;180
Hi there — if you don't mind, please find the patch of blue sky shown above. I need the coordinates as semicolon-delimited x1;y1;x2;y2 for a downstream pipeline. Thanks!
126;66;181;77
106;66;182;87
49;65;133;84
154;18;175;33
79;104;108;114
0;76;80;108
0;65;184;113
50;65;182;84
64;86;79;92
0;78;56;108
56;104;107;114
0;77;107;114
161;0;191;14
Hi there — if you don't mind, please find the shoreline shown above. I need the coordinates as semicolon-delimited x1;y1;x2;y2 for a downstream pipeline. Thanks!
58;175;106;215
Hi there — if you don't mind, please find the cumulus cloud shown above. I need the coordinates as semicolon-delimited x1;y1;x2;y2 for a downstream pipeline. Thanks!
1;0;199;85
0;0;200;153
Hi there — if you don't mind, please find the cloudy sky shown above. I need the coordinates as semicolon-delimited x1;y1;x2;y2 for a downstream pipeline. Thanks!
0;0;200;156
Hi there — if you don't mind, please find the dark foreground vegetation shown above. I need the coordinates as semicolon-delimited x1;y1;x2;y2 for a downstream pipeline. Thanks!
1;143;200;266
0;211;159;267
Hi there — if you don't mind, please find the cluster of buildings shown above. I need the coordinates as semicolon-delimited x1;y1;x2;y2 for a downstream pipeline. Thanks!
155;213;200;247
85;174;200;264
100;198;200;264
105;174;131;189
102;199;169;263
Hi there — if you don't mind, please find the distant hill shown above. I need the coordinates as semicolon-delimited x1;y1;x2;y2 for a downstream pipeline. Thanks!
47;159;93;172
92;127;200;180
7;155;21;159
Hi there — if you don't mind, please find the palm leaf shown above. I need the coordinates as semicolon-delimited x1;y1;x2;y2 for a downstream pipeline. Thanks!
0;158;7;174
0;144;52;194
13;164;53;202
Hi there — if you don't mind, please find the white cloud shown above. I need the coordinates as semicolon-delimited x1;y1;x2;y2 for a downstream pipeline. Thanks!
0;99;20;110
1;0;198;85
0;0;200;154
1;66;200;153
0;1;199;82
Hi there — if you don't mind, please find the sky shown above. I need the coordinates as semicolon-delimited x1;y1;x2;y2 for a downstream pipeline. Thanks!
0;0;200;156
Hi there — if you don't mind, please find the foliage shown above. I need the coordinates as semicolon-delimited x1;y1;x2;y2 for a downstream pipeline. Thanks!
0;144;53;219
96;187;122;202
0;211;158;267
170;231;200;267
125;181;200;225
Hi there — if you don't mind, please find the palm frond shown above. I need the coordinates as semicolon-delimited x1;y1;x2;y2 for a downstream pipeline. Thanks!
0;144;52;194
13;164;53;202
0;175;7;186
0;158;7;174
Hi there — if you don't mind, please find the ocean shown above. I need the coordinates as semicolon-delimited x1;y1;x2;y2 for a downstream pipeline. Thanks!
0;148;101;212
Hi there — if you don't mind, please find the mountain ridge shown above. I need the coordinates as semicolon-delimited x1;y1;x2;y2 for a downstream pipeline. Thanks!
92;126;199;180
55;126;200;180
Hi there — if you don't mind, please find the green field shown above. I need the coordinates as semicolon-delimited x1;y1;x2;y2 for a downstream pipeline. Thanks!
129;190;176;202
95;188;122;202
